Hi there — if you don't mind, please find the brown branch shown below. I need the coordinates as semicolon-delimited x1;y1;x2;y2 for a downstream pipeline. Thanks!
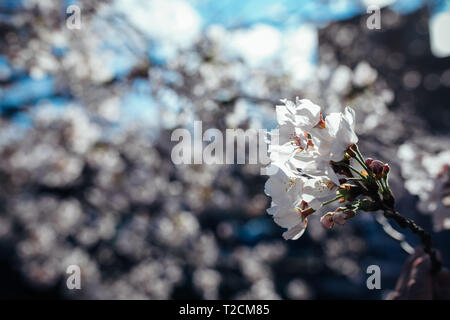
370;190;441;274
383;209;441;274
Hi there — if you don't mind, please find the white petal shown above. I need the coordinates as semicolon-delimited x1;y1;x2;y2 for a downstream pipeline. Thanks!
303;176;337;200
266;204;278;216
324;112;342;137
282;222;307;240
269;142;297;164
326;108;358;161
292;99;321;129
344;106;356;128
264;165;304;206
273;206;302;228
276;105;294;125
325;164;341;185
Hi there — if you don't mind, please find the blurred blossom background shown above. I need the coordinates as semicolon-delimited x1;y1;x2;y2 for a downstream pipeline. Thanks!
0;0;449;299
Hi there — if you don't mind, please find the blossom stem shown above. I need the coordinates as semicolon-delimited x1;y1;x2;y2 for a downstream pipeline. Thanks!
375;180;385;193
383;175;390;191
352;149;370;173
322;196;342;206
345;177;364;182
337;162;367;180
353;145;369;170
377;178;388;193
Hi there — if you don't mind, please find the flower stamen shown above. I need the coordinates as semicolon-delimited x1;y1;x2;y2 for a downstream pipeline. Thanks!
314;113;326;129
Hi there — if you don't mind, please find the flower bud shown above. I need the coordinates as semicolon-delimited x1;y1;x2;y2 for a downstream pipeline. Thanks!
369;160;384;175
344;210;356;219
333;212;347;225
320;212;334;229
365;158;373;167
383;164;390;175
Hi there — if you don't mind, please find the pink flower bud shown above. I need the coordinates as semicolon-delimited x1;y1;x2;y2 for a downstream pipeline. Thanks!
365;158;373;167
333;212;347;225
345;210;356;219
369;160;384;175
320;213;334;229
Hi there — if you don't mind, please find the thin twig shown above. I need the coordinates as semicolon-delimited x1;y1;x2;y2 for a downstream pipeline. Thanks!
382;209;441;274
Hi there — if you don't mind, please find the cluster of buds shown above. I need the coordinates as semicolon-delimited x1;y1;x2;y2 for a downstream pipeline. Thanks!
320;208;356;229
318;144;396;230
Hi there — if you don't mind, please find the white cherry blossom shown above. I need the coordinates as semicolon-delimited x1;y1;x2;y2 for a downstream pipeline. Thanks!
269;98;358;184
265;98;360;240
264;164;338;240
264;164;309;240
325;107;358;162
276;98;322;130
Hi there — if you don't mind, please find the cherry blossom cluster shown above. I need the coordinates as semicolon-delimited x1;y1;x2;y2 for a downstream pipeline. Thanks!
265;98;392;240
